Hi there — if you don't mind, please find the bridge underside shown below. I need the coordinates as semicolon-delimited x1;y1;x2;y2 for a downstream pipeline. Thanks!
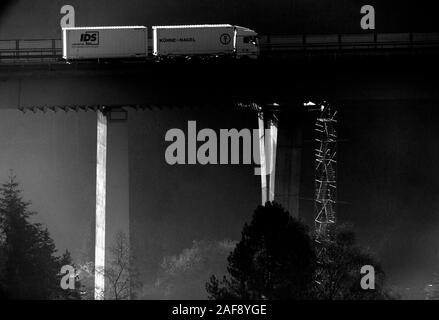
1;55;439;112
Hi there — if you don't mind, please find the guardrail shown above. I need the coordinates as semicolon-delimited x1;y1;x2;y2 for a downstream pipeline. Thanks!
0;39;62;62
1;32;439;63
259;32;439;53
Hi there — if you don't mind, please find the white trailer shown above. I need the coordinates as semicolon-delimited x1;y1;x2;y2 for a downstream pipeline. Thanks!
152;24;259;59
62;26;147;60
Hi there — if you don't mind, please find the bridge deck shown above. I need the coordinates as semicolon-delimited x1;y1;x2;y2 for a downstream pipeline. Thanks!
1;39;439;111
1;32;439;64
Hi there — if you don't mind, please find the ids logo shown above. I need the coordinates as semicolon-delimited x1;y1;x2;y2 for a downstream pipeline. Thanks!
80;32;99;45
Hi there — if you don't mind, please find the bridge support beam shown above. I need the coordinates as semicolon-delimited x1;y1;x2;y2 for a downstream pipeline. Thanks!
94;109;107;300
258;115;268;204
94;108;130;300
268;119;278;202
257;112;278;204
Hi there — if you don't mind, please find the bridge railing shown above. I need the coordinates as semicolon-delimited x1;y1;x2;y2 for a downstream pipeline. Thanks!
1;32;439;63
259;32;439;52
0;39;62;62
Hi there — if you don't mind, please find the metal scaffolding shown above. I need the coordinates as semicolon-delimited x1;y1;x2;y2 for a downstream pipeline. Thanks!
314;102;337;242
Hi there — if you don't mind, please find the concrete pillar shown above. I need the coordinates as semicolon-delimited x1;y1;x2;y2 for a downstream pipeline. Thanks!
274;121;302;218
94;108;130;300
258;113;279;205
268;119;278;202
258;115;268;204
94;110;107;300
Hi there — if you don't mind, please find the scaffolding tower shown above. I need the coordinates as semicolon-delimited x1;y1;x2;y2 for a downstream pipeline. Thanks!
314;102;337;242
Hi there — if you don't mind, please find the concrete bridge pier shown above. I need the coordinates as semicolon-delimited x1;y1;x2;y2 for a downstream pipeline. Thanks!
256;107;303;219
257;111;278;204
94;110;106;300
94;108;130;300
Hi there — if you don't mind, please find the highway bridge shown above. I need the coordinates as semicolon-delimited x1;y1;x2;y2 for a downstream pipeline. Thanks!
1;31;438;299
1;31;439;63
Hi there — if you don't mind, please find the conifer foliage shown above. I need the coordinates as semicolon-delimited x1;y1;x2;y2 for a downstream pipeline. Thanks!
0;175;80;299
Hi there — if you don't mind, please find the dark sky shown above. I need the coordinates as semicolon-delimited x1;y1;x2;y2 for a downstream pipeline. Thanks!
0;0;438;39
1;0;439;299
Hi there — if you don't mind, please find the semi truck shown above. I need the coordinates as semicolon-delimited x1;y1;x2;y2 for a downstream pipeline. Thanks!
62;26;148;60
62;24;259;60
152;24;259;59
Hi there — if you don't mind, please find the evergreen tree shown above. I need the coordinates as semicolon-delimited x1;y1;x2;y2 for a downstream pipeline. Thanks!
206;202;316;300
206;203;391;300
0;175;75;299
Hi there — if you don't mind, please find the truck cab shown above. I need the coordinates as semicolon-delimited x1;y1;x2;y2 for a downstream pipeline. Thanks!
234;26;259;59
